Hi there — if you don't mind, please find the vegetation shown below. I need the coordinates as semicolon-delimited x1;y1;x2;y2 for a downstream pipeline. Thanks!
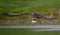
0;0;60;14
0;0;60;25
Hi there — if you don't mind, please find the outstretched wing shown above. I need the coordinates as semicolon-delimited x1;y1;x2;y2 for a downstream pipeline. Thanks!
3;12;29;16
31;13;55;20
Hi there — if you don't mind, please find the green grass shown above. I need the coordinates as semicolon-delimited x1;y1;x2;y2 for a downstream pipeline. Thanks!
0;0;60;17
0;28;60;35
0;0;60;16
0;0;60;13
0;0;60;25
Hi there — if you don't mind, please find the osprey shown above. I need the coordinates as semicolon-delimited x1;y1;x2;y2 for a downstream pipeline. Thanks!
3;12;55;20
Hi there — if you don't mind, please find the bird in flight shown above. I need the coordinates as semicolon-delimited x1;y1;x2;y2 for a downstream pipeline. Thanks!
3;12;55;20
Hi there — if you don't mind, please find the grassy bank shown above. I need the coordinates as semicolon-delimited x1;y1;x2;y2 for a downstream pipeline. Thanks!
0;0;60;25
0;0;60;13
